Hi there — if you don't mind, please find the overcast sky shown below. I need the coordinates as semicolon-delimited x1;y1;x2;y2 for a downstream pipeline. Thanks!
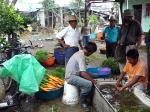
15;0;71;11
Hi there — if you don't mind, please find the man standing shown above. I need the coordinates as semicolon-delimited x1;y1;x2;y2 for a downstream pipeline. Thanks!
115;9;143;71
145;29;150;95
103;16;119;58
81;19;91;47
65;42;97;111
115;49;147;92
56;15;83;63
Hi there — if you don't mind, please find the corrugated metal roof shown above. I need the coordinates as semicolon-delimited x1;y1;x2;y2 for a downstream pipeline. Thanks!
87;0;123;3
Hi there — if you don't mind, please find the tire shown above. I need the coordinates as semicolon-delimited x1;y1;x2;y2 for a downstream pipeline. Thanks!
1;77;12;92
0;78;5;101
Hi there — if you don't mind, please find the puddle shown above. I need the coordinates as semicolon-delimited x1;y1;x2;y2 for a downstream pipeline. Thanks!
32;98;96;112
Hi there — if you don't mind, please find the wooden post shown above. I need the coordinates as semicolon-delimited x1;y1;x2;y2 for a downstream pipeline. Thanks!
84;0;88;25
60;7;63;27
78;0;80;18
52;12;54;29
120;0;123;22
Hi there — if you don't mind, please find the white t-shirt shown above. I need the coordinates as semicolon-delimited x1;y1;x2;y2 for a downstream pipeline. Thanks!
65;50;86;79
56;25;81;47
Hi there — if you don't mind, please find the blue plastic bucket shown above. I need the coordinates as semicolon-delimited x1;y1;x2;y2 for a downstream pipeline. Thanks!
54;48;65;65
86;67;111;78
98;67;111;78
86;67;100;78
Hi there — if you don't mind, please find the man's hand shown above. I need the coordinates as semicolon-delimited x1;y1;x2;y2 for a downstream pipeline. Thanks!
118;40;121;45
115;81;122;88
116;87;124;92
91;79;97;85
63;44;70;48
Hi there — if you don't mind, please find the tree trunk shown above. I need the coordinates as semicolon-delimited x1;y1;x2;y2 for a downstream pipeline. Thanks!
52;12;54;29
60;7;63;27
5;0;9;4
84;0;88;25
11;0;17;5
78;0;80;18
47;11;49;27
120;1;123;22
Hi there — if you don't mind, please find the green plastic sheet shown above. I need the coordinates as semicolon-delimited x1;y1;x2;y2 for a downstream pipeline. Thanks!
1;54;46;95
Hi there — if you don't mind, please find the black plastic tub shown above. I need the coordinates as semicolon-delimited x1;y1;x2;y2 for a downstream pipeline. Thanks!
35;87;64;100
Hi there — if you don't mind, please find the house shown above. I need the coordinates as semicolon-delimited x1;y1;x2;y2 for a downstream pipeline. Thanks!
119;0;150;32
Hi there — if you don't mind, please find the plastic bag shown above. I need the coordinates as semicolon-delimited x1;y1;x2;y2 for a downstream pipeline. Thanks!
0;67;11;77
1;54;46;95
90;32;97;39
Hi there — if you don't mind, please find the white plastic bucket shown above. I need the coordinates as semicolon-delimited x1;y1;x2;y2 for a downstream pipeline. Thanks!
62;81;79;105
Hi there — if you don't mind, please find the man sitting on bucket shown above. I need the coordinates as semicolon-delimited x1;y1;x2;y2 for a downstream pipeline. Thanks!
65;42;97;111
115;49;148;92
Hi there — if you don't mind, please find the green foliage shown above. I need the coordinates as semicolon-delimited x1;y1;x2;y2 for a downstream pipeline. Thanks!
118;106;150;112
97;17;105;24
0;1;32;35
48;67;65;79
69;0;85;9
0;37;10;49
102;57;120;75
88;15;97;25
51;105;60;112
144;32;148;37
42;0;57;12
19;12;33;29
35;50;49;62
112;2;119;12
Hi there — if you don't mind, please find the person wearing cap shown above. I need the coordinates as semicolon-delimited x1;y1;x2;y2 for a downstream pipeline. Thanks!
56;15;83;64
115;9;143;71
145;29;150;96
103;16;119;58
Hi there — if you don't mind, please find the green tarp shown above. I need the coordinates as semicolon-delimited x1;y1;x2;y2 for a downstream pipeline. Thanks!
0;54;46;95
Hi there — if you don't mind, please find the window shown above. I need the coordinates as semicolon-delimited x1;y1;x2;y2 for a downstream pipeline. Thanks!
145;3;150;17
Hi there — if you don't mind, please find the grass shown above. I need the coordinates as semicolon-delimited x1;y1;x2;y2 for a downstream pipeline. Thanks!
86;52;106;66
139;45;147;53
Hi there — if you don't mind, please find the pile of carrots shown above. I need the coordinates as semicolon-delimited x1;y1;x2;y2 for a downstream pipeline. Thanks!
40;73;64;92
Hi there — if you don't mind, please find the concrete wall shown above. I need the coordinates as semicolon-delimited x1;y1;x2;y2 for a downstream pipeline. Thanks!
93;90;116;112
120;0;150;32
93;81;117;112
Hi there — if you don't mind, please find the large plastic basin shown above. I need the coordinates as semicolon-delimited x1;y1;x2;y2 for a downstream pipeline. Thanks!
35;87;64;100
86;67;111;78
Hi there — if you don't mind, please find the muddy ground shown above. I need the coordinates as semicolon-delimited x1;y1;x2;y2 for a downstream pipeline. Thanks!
22;33;147;112
3;32;147;112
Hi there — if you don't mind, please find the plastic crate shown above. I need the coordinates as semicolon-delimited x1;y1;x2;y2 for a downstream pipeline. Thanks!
35;87;64;100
